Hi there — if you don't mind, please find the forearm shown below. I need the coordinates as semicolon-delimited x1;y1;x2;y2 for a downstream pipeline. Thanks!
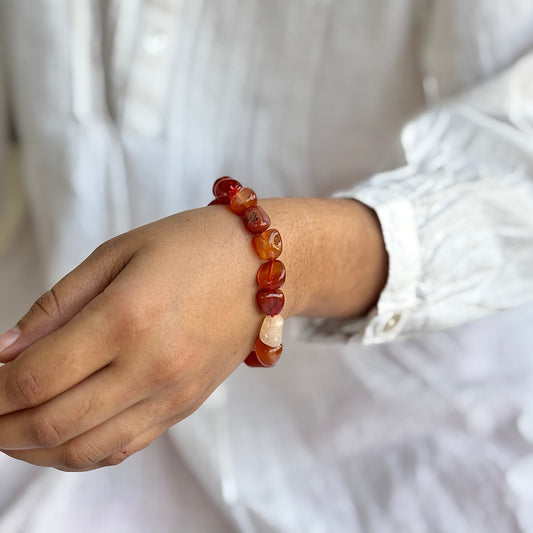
262;197;388;319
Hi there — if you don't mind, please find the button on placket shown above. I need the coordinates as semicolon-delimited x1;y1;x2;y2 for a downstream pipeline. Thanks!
122;1;180;138
143;30;169;56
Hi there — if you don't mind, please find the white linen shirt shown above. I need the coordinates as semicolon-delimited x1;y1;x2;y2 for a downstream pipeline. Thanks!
0;1;533;532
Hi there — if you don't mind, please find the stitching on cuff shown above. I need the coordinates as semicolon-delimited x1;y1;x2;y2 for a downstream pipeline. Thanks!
347;194;421;343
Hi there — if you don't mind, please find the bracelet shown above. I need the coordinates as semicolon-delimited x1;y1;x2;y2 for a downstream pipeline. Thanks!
208;177;285;368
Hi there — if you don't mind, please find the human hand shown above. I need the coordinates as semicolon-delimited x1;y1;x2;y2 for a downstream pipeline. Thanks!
0;206;284;470
0;197;387;471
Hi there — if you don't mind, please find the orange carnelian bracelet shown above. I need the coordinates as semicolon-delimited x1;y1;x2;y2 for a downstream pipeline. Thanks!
209;177;285;367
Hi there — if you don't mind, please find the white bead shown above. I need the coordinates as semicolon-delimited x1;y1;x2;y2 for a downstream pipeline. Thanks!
260;315;284;348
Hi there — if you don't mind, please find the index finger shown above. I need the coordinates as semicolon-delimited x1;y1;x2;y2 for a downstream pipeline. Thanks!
0;237;135;363
0;295;117;416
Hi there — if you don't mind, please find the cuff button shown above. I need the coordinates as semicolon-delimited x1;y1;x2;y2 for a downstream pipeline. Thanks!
383;312;402;332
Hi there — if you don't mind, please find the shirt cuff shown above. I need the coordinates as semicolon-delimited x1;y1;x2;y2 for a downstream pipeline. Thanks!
348;190;421;343
294;181;422;346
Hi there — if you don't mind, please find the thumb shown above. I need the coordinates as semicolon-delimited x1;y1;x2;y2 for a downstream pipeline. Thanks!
0;237;135;363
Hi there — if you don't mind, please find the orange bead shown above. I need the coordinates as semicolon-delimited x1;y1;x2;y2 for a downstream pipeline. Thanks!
254;338;282;367
244;351;263;367
243;205;271;234
213;177;242;200
252;228;282;260
229;187;257;215
256;289;284;315
257;260;286;290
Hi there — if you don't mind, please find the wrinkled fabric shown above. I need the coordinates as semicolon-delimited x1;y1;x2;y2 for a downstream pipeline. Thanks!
0;1;533;532
324;54;533;343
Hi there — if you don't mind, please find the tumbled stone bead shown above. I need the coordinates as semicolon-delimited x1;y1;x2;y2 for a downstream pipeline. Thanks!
243;205;271;234
254;338;283;367
257;260;286;290
256;289;284;315
244;351;263;367
259;314;284;347
212;176;230;193
229;187;257;215
252;228;282;260
213;177;242;200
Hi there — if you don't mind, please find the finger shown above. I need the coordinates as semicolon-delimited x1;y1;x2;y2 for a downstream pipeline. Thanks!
0;395;182;471
0;296;117;415
0;362;150;450
93;422;173;470
0;237;136;363
1;421;172;472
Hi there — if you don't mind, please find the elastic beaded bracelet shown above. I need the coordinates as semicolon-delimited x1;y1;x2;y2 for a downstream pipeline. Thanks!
208;176;285;368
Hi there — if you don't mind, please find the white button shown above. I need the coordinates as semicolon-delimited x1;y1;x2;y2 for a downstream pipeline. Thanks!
143;30;169;55
383;312;402;332
362;310;408;343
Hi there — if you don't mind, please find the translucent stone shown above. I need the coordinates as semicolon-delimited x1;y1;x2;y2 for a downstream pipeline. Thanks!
259;314;284;347
256;260;286;290
229;187;257;215
256;289;284;315
252;229;282;260
213;177;242;200
244;351;263;367
254;338;283;367
243;206;271;234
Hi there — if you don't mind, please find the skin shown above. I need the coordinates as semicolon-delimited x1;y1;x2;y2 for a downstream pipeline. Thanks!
0;197;388;471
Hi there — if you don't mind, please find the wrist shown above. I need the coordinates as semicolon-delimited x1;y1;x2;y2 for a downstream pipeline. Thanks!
261;197;388;319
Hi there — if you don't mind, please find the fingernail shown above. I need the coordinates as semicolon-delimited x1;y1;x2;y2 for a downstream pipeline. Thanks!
0;327;20;353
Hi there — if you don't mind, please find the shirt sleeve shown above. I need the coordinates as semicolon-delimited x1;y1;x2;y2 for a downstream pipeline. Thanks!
305;51;533;345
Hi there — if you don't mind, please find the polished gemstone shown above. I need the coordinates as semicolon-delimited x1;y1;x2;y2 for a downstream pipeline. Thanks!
213;177;242;200
257;260;286;290
230;187;257;215
254;338;283;367
243;205;271;234
256;289;284;315
244;351;263;367
252;229;282;260
259;314;284;347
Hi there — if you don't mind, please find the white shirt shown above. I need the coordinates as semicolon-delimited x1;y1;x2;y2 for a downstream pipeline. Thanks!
1;1;533;532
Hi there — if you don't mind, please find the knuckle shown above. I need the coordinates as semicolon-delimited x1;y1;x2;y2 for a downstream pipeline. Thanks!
148;354;182;388
30;416;65;448
93;235;124;258
62;443;102;471
100;450;129;467
181;388;205;418
146;346;196;391
145;343;204;397
93;238;115;257
117;296;144;324
107;295;148;344
33;288;62;323
6;367;43;408
160;343;197;383
166;381;203;418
